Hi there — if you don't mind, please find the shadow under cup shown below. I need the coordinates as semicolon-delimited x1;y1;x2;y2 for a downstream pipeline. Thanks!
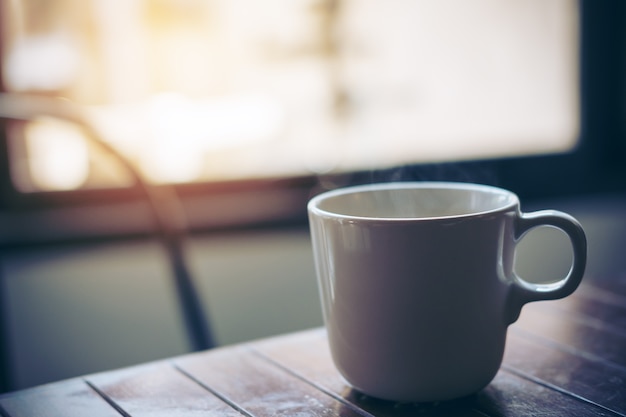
307;182;587;403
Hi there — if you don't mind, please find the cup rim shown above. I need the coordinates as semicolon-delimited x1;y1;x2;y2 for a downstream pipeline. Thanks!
307;181;520;222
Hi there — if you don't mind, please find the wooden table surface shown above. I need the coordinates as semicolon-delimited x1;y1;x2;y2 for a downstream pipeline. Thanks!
1;276;625;416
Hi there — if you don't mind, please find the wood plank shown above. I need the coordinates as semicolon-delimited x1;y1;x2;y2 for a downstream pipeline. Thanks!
175;344;368;417
474;369;619;417
0;379;119;417
553;282;626;328
86;361;242;417
584;272;626;298
578;282;626;307
514;302;626;369
504;331;626;415
249;330;484;417
251;329;618;416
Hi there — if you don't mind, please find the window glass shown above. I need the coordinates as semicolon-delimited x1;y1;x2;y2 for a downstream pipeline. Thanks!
1;0;579;191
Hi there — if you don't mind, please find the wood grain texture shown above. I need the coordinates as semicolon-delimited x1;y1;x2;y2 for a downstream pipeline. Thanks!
86;361;242;417
503;331;626;415
514;302;626;368
0;379;119;417
175;346;367;417
251;328;621;417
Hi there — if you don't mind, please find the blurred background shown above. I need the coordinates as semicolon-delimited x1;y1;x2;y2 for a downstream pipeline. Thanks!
0;0;624;392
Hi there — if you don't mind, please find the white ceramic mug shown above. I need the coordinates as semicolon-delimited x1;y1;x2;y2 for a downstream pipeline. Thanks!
308;182;587;403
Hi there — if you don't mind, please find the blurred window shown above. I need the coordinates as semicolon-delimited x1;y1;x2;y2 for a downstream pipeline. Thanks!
1;0;579;192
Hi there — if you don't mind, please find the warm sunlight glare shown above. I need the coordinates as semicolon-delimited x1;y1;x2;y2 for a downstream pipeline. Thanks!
25;118;90;191
5;32;81;91
91;92;286;184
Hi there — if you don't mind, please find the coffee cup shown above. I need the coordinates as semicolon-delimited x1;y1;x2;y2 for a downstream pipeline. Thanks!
307;182;586;402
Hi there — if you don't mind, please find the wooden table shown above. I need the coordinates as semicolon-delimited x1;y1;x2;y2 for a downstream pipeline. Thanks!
1;277;625;417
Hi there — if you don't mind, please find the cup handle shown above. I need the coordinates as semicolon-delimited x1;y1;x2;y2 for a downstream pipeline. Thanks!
506;210;587;324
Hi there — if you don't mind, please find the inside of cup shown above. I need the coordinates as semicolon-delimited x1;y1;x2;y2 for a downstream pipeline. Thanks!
316;184;517;219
